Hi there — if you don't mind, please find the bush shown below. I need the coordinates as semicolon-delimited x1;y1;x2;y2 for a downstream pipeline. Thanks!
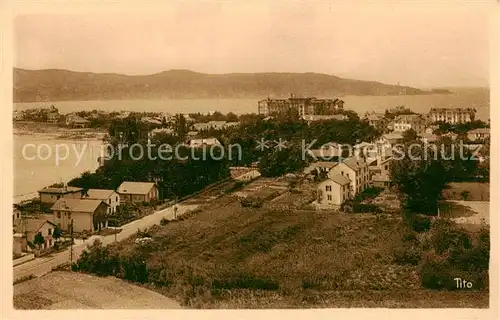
393;234;423;265
410;214;432;233
430;221;471;254
420;254;486;290
420;255;458;290
160;217;170;226
352;203;382;213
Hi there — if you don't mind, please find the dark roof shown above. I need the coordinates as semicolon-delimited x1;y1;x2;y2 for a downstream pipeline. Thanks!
38;186;83;195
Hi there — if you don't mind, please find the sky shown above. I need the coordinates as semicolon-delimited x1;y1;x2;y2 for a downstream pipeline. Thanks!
13;1;492;88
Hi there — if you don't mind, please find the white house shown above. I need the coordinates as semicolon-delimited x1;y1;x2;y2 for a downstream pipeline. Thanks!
83;189;120;215
316;174;351;209
328;157;370;196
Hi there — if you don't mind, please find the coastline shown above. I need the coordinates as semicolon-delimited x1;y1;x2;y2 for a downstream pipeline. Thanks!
14;121;107;140
14;122;106;204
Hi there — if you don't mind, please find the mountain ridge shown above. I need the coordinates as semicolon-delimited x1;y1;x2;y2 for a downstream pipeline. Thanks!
13;68;450;102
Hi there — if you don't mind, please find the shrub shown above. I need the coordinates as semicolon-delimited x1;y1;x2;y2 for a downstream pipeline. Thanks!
430;221;471;254
160;217;170;226
410;215;432;233
393;238;423;265
352;203;382;213
420;255;458;290
420;254;486;290
240;196;264;208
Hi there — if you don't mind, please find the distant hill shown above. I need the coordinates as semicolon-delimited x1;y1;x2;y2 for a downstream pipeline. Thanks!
13;68;448;102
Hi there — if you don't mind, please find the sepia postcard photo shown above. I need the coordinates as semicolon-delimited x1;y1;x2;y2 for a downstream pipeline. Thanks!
2;0;498;315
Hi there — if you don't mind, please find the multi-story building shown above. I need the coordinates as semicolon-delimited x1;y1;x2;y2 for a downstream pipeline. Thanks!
327;157;370;196
316;174;351;209
393;114;426;134
258;94;344;117
428;108;476;124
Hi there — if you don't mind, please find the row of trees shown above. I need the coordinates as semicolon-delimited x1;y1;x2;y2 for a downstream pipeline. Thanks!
69;110;380;197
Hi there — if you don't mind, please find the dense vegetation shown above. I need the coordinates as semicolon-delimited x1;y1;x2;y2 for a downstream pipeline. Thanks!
68;112;379;197
390;129;484;218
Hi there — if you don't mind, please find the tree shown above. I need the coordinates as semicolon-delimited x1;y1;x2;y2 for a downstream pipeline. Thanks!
402;128;418;142
173;114;187;139
33;232;45;250
391;138;446;217
258;145;308;177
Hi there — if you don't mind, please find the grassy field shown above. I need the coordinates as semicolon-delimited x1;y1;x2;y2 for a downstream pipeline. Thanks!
441;182;490;201
88;190;488;308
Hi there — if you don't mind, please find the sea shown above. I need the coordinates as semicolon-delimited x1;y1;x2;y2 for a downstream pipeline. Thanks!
13;89;490;202
14;135;103;203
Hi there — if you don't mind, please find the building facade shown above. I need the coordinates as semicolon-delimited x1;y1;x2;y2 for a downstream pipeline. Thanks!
316;175;351;208
38;186;84;204
83;189;120;215
258;94;344;117
393;114;426;134
467;128;490;141
117;181;159;203
51;198;109;232
428;108;476;124
327;157;370;196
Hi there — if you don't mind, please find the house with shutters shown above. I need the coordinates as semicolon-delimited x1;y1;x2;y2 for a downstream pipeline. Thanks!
327;157;370;196
316;174;351;209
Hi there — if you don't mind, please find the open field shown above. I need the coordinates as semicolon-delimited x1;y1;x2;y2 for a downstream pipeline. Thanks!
14;271;181;309
90;189;488;308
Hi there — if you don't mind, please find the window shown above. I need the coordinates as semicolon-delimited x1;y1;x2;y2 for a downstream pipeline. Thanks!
116;196;118;202
108;207;111;214
109;199;111;204
325;185;332;192
341;171;344;175
327;195;332;201
68;213;71;219
57;212;61;219
385;165;388;170
48;228;52;235
57;195;61;199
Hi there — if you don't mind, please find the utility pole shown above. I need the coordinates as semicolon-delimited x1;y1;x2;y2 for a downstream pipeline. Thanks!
69;219;74;269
